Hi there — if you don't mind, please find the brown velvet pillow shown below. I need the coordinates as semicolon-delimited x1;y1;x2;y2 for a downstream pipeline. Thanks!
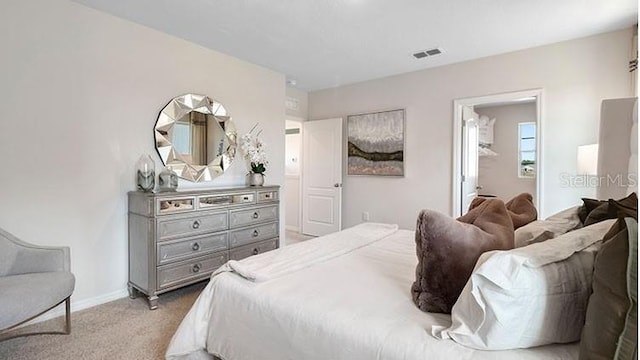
504;193;537;229
411;199;514;314
579;217;635;359
469;193;537;230
584;193;638;226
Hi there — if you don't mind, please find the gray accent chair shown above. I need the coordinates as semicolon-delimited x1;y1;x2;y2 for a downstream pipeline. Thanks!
0;228;75;340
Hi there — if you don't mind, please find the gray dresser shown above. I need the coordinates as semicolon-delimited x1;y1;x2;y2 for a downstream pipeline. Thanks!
127;186;280;309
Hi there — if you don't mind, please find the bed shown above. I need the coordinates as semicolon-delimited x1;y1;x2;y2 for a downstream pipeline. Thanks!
166;225;577;360
165;97;637;360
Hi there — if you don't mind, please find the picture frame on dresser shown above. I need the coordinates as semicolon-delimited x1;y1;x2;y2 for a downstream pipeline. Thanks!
127;186;280;309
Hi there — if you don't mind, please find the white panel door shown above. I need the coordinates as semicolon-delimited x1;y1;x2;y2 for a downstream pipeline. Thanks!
302;118;342;236
461;106;479;214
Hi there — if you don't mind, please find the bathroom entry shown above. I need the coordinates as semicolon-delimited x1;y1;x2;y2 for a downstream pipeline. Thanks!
453;89;542;217
474;101;537;202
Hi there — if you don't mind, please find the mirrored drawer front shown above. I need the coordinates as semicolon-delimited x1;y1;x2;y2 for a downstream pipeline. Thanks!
157;212;228;241
257;190;278;203
157;252;228;290
231;193;255;204
229;222;278;248
157;197;195;215
157;232;228;266
198;195;232;209
229;205;278;229
229;238;278;261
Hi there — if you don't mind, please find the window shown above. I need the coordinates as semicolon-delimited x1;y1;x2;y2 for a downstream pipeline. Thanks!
518;122;536;178
173;123;191;155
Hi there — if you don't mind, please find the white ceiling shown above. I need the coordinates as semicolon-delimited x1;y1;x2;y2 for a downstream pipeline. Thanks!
72;0;637;91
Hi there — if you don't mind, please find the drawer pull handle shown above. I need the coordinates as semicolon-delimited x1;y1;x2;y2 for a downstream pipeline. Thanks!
252;248;259;255
192;220;201;229
252;212;259;219
192;263;201;273
192;242;200;251
253;230;259;237
264;194;271;198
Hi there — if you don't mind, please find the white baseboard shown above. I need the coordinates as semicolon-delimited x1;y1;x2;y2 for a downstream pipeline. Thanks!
285;225;299;232
19;288;129;328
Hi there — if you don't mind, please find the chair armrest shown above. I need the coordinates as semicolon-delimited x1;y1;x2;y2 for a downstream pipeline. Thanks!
0;228;71;276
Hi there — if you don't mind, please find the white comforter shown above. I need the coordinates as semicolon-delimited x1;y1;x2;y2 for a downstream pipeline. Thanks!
166;224;578;360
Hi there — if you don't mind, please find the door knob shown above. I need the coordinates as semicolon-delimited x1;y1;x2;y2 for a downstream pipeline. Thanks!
334;183;342;188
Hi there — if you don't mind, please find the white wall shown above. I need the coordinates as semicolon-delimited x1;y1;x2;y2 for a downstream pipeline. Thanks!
476;103;537;201
0;0;285;308
309;29;633;230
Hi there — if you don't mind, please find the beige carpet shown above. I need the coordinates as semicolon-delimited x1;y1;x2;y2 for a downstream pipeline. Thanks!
285;230;315;245
0;281;206;360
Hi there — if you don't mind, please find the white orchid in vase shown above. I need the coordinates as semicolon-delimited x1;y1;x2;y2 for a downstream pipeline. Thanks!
241;124;268;177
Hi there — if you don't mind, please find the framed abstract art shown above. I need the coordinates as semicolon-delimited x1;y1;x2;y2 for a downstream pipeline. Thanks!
347;109;404;176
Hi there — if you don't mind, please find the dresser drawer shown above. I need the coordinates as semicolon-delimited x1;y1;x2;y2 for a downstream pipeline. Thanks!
157;232;228;266
157;252;228;290
229;238;278;261
156;197;196;215
229;205;278;229
229;222;278;248
257;190;278;203
157;212;228;241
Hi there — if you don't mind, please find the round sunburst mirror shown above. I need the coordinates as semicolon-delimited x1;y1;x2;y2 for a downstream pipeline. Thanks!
154;94;237;182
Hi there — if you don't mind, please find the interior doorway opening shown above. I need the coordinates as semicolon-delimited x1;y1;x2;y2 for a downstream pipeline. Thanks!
284;118;305;245
452;89;543;217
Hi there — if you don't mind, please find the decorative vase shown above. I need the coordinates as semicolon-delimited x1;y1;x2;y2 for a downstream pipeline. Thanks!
158;166;178;192
136;154;156;192
247;172;264;186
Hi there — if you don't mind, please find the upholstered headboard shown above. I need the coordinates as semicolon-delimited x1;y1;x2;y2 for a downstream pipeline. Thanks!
597;97;638;199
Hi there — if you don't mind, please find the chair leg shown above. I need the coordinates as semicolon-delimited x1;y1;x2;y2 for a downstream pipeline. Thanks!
64;297;71;334
0;297;72;341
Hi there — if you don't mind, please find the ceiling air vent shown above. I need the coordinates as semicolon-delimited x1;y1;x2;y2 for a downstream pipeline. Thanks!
412;47;444;59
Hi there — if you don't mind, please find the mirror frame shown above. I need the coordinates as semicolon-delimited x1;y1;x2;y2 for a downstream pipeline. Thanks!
154;93;237;182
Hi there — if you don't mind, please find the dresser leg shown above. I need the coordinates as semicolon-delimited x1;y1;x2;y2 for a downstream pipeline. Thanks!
148;295;159;310
127;284;139;299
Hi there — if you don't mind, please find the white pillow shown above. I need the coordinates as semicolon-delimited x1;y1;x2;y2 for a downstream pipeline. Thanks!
514;206;582;247
432;219;616;350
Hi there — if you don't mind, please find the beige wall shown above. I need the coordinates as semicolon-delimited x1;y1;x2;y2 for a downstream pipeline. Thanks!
309;29;633;230
476;103;537;201
286;86;309;119
0;0;285;309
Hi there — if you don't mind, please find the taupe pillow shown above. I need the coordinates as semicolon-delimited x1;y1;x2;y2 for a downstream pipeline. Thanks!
411;199;514;314
579;217;638;360
584;193;637;226
609;192;638;220
578;198;607;224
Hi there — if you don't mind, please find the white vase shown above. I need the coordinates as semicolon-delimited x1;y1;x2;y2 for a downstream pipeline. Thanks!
247;173;264;186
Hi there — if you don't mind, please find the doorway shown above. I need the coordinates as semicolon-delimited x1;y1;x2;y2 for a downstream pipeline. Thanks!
452;89;543;217
301;118;343;236
284;118;309;245
285;117;343;242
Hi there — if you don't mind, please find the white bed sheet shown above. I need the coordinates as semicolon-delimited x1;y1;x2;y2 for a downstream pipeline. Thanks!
167;229;578;360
